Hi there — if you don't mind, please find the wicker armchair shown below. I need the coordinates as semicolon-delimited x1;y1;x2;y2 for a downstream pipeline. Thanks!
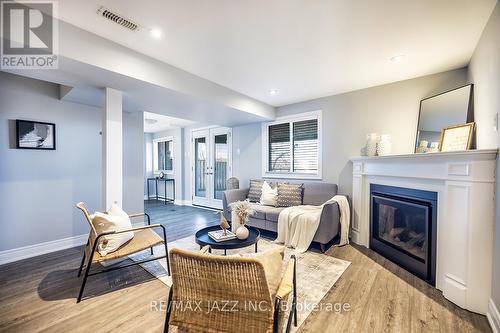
75;202;169;303
164;246;297;333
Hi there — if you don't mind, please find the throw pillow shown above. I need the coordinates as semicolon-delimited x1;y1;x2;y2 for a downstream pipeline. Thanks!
91;204;134;256
260;181;278;206
242;246;285;297
277;183;303;207
247;179;264;202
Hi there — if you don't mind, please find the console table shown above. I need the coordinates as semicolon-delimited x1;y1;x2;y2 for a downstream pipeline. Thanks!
147;178;175;204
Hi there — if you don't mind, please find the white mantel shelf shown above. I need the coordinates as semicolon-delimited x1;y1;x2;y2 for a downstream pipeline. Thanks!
350;148;497;315
351;148;498;161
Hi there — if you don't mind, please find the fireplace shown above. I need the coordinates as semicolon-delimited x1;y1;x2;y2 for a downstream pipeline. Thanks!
370;184;437;285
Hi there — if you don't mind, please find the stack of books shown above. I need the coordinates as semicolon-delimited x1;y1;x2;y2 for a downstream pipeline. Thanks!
208;230;237;242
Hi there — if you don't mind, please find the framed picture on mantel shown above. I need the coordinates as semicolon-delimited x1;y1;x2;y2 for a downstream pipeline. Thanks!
439;122;475;152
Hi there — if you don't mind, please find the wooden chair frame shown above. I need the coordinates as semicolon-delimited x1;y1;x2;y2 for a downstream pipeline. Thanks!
75;203;170;303
164;249;297;333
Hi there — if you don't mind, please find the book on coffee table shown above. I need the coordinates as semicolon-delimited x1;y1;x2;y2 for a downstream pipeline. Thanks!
208;230;237;242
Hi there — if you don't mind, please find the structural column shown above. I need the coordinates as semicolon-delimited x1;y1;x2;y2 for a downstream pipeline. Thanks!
102;87;123;210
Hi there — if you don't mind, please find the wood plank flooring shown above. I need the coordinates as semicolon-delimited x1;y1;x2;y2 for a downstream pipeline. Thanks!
143;200;220;241
0;202;491;332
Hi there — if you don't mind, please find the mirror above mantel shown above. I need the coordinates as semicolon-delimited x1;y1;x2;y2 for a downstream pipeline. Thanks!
415;84;474;153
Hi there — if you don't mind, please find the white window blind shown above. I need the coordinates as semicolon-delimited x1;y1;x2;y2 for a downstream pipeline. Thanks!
293;119;318;173
268;122;290;172
265;112;321;178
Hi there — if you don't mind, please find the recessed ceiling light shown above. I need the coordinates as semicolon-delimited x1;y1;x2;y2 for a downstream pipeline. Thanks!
150;28;162;39
269;89;278;95
390;54;406;63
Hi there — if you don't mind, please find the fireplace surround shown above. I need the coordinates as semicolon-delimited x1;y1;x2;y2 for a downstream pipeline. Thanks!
351;149;497;314
370;184;437;285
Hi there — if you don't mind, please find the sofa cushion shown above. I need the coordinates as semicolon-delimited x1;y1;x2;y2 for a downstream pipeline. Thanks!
303;182;338;205
277;183;303;207
265;207;285;222
249;203;283;221
248;179;264;202
247;217;266;229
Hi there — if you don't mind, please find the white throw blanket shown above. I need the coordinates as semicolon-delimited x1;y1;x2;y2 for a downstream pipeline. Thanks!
275;195;350;252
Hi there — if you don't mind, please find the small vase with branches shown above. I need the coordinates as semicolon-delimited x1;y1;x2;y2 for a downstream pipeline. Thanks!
229;200;255;240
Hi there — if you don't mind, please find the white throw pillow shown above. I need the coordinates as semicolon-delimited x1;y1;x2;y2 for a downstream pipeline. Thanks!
92;204;134;257
260;181;278;206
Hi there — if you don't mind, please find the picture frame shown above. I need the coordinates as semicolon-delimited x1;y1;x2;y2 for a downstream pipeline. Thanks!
16;120;56;150
439;122;475;152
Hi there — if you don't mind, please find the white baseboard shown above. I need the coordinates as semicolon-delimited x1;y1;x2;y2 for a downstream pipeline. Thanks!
144;197;190;206
0;234;88;266
174;199;192;206
488;298;500;333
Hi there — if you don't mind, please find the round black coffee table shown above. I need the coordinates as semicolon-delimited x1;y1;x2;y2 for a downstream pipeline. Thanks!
195;225;260;255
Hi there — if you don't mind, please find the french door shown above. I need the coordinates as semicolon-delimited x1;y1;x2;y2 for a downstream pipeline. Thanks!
192;127;232;209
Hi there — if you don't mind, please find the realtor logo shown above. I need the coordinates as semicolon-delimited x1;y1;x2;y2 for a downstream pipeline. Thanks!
1;0;58;69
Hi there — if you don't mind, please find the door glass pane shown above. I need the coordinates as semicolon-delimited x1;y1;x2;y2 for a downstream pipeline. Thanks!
213;134;228;200
165;141;173;171
195;137;207;197
157;142;165;170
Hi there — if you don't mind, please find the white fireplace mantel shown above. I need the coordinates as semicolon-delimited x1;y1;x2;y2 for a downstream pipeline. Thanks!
350;149;497;314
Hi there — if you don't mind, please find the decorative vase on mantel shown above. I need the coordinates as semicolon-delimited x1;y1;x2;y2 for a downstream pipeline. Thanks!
366;133;378;157
377;134;392;156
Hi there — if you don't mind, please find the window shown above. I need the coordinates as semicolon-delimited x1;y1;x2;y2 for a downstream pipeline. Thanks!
263;111;321;179
153;137;173;173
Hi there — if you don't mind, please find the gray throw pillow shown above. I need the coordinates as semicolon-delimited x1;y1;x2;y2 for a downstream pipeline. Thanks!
277;183;303;207
247;179;265;202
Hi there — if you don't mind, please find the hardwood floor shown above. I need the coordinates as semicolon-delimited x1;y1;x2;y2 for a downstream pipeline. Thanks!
0;203;491;332
144;200;220;241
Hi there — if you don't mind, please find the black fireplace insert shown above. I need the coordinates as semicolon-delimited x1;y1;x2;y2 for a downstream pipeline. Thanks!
370;184;437;285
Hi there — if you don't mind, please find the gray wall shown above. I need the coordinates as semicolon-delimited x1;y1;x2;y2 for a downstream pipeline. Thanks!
144;132;153;196
468;2;500;311
232;123;262;188
276;68;469;197
0;72;101;250
0;72;144;251
123;111;144;214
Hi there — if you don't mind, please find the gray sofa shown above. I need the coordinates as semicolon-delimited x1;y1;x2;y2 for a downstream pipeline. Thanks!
223;180;340;252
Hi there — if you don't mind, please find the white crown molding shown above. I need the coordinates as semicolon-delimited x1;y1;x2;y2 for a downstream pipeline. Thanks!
488;298;500;333
0;234;88;266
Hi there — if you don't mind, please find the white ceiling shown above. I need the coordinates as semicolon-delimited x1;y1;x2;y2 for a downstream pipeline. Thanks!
56;0;495;106
143;111;196;133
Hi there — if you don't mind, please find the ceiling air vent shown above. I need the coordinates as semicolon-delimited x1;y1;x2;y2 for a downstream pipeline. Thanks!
97;6;140;31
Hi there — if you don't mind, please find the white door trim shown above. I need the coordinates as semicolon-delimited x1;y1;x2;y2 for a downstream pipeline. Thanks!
190;127;232;209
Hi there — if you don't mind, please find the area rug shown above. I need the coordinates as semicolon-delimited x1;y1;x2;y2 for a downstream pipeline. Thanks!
129;236;350;331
